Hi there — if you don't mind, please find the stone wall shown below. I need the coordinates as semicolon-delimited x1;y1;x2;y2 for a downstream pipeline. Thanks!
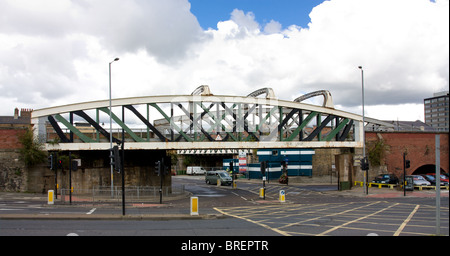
0;149;171;193
0;150;28;192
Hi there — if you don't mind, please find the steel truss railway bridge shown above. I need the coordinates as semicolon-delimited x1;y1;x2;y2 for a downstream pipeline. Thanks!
32;86;379;152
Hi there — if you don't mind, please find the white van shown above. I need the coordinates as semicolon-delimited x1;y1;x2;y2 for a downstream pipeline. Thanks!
186;166;207;175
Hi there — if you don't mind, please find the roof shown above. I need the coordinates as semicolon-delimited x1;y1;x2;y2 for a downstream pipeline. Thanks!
0;116;31;125
365;119;435;132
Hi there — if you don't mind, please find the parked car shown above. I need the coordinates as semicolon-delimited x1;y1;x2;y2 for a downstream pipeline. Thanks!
372;174;399;184
425;173;449;186
421;174;439;186
205;171;232;186
411;175;431;186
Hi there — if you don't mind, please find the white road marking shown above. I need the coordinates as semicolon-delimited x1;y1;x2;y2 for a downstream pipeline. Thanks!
86;208;96;215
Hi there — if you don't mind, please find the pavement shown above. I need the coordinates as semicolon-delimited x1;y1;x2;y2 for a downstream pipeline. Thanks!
1;181;448;221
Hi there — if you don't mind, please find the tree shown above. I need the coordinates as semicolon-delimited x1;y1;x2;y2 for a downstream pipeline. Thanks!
18;128;47;166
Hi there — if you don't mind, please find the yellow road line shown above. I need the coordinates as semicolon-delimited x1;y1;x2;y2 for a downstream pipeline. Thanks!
317;203;399;236
279;201;381;231
393;204;420;236
214;207;292;236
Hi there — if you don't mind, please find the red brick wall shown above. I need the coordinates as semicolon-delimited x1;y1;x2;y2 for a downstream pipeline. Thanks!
0;129;26;149
366;132;449;177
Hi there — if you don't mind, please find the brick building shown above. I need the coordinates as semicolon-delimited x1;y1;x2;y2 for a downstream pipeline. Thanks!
0;108;33;191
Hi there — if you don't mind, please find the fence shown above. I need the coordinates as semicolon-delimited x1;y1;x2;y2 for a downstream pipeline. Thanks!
59;185;186;204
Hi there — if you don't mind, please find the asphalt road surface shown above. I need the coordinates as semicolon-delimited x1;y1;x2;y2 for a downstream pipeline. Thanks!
0;175;448;237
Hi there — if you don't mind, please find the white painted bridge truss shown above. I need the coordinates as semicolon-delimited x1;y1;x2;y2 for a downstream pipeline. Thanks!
32;86;364;151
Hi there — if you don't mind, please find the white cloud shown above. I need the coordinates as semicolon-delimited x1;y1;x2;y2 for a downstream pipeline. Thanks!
264;20;283;34
0;0;448;124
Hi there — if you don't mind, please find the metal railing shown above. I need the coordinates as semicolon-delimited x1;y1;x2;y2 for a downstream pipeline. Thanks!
59;185;186;204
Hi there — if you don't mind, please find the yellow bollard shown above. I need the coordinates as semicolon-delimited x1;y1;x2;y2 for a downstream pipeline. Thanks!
48;190;54;205
279;190;286;203
259;188;265;199
190;197;199;216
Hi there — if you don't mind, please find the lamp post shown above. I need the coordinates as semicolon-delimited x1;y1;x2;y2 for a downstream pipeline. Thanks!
109;57;119;197
358;66;368;194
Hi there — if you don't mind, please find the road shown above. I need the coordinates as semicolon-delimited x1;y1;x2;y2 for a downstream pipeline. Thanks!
0;175;448;237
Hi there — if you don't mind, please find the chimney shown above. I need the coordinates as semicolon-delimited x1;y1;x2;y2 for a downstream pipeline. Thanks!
20;108;33;118
14;108;19;119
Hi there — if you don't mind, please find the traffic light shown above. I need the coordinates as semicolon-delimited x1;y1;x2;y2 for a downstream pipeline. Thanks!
229;161;234;174
47;154;53;170
163;156;171;176
57;160;63;169
360;157;369;171
110;146;121;173
154;160;161;176
260;161;266;175
71;160;78;171
405;159;410;169
113;146;121;173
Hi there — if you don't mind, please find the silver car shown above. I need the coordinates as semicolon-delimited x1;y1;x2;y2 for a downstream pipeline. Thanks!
205;171;232;185
411;175;431;186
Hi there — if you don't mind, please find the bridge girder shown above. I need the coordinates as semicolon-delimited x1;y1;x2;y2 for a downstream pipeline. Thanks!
32;93;364;151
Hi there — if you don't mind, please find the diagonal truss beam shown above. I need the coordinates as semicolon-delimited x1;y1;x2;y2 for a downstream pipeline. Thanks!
73;110;122;144
124;105;167;142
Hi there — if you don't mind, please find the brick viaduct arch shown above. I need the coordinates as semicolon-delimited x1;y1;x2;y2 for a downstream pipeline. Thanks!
366;132;449;177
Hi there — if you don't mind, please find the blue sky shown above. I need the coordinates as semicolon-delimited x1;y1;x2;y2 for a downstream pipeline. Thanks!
189;0;326;29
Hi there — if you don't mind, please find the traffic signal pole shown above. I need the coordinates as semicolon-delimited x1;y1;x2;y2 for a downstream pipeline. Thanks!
121;107;125;216
403;153;406;197
403;152;411;197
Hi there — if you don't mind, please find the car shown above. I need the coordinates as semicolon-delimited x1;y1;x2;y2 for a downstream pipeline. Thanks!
205;171;232;186
421;174;438;186
411;175;431;186
372;174;399;184
425;173;449;186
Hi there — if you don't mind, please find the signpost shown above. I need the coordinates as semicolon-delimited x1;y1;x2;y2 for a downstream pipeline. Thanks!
435;135;441;235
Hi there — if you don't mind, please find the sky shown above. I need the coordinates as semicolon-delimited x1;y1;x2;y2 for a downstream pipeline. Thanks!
0;0;448;123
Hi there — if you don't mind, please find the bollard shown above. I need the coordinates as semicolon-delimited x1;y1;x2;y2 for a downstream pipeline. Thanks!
259;188;265;199
279;190;286;203
190;197;199;216
217;179;221;187
48;190;54;205
233;180;237;189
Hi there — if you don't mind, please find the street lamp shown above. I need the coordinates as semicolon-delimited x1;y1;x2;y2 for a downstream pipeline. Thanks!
109;57;119;197
358;66;368;194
